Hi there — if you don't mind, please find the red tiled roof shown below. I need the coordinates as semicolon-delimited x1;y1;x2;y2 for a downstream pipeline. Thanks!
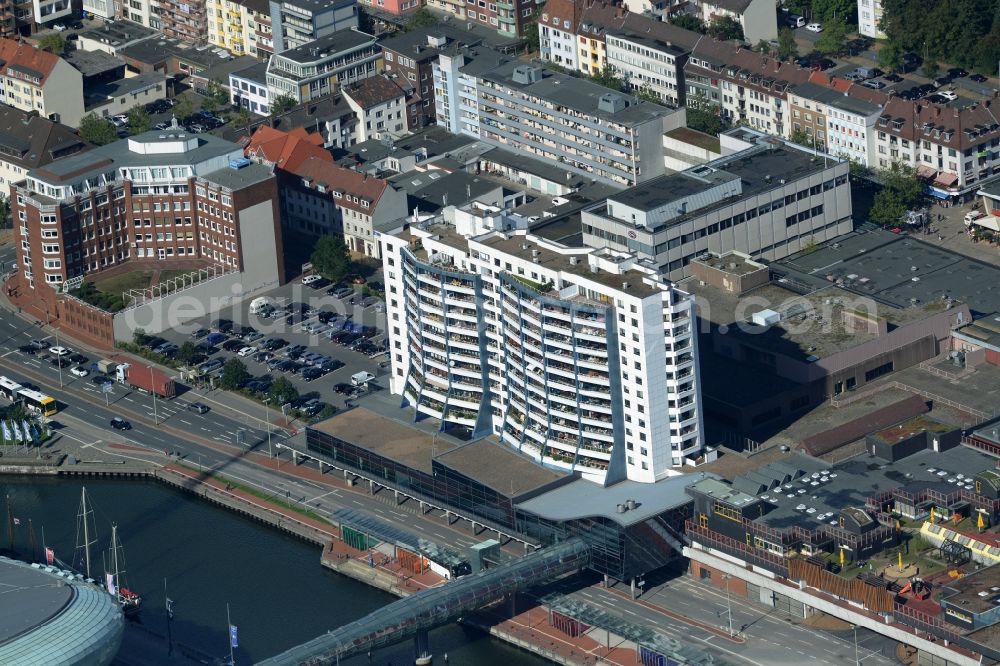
244;126;331;172
292;156;391;214
542;0;585;34
0;38;61;83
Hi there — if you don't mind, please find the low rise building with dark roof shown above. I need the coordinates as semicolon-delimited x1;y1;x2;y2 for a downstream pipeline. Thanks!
343;74;408;143
0;107;89;191
78;21;159;56
229;60;271;116
694;0;777;43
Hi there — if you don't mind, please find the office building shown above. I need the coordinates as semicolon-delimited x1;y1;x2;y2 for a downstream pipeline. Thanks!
8;124;283;346
424;0;533;37
379;203;704;484
790;81;884;167
434;53;685;186
268;0;358;53
581;128;852;280
266;29;380;103
229;61;271;115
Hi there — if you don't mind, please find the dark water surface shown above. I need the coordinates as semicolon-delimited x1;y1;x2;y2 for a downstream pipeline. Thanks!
0;476;547;665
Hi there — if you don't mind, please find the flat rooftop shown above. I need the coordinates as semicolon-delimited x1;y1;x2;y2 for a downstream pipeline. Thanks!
665;126;721;154
750;446;995;533
274;29;375;65
940;564;1000;615
478;233;663;299
310;407;457;473
435;438;567;497
201;162;274;190
681;279;943;360
774;229;1000;316
0;558;73;644
517;473;707;528
693;252;767;277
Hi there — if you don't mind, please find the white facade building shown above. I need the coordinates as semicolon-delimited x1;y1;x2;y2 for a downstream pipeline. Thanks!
858;0;885;38
379;204;704;485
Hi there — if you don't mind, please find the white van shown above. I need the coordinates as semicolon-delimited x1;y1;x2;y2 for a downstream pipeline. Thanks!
786;14;805;28
249;296;272;314
351;371;376;386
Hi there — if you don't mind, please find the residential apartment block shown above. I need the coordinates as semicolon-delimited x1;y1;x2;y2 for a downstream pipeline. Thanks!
872;97;1000;198
790;81;884;167
355;0;421;16
343;74;407;144
537;0;584;71
434;52;684;186
230;61;270;115
268;0;358;53
380;25;517;131
0;38;84;127
686;41;810;139
266;29;379;103
424;0;533;37
857;0;885;39
160;0;209;43
695;0;777;44
0;108;89;191
115;0;161;30
581;129;853;280
206;0;273;58
8;125;284;345
379;205;704;483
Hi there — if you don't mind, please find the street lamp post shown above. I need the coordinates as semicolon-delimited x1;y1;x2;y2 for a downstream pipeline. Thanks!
853;624;860;666
724;574;734;636
264;398;272;459
54;327;63;388
150;366;158;425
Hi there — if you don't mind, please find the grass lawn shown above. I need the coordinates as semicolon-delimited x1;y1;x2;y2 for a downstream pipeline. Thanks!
156;268;203;285
93;271;154;296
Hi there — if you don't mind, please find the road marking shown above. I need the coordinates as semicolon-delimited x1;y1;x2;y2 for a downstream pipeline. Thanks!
201;426;211;432
179;419;193;425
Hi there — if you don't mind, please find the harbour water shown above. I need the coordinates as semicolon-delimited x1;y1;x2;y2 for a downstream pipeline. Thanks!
0;476;548;665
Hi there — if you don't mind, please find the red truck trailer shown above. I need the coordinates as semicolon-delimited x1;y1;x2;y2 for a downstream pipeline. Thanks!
116;363;176;399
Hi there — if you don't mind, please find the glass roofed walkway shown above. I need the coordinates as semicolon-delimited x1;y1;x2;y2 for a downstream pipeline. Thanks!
258;537;591;666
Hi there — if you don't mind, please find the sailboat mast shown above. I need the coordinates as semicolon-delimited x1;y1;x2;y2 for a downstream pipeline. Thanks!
82;489;91;579
111;524;119;589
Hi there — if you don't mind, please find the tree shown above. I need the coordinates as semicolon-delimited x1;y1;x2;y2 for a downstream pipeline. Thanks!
201;79;228;115
233;107;253;132
707;15;745;42
524;8;541;52
685;92;729;136
877;41;904;72
789;128;814;148
133;328;149;347
405;8;436;31
923;60;940;79
173;95;194;122
815;17;849;55
0;195;9;229
590;65;623;92
669;14;706;33
811;0;857;25
37;34;65;53
310;234;352;282
881;162;923;207
79;113;119;146
756;40;772;55
633;83;662;104
270;93;297;116
220;358;250;390
869;188;906;227
777;28;798;60
127;105;151;134
269;375;298;405
175;341;199;365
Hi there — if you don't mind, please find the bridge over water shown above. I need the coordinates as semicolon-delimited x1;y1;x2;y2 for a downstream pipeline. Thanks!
257;537;591;666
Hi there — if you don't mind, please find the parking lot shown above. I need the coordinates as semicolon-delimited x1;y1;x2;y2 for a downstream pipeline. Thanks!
148;276;390;415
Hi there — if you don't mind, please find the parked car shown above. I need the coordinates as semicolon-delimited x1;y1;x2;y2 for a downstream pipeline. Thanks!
948;68;968;78
110;417;131;430
49;346;71;356
206;332;227;346
263;337;287;351
939;90;958;101
199;359;224;373
301;367;323;381
211;319;234;333
334;383;354;394
245;331;265;343
222;339;244;352
238;346;257;357
883;73;902;83
971;73;988;83
253;351;272;363
284;344;307;357
70;353;89;365
805;22;822;32
29;339;48;350
301;275;322;286
18;345;37;355
154;121;171;130
861;80;886;89
310;277;331;290
191;327;210;339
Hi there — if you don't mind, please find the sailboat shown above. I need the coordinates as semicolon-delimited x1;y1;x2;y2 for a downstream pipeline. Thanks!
73;487;98;581
106;523;142;616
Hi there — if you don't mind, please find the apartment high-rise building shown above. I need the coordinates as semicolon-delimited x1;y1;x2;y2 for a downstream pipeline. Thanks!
206;0;273;58
379;204;704;484
160;0;209;42
434;52;685;186
0;38;84;127
268;0;358;53
858;0;885;38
